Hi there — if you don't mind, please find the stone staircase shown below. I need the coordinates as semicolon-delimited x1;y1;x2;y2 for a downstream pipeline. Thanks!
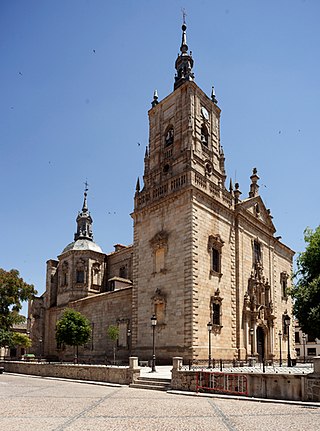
130;376;172;391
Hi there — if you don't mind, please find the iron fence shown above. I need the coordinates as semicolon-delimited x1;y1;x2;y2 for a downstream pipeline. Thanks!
196;371;248;395
181;358;314;372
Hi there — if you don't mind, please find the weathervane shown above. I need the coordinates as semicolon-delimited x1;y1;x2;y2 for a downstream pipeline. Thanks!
84;180;89;194
181;7;187;24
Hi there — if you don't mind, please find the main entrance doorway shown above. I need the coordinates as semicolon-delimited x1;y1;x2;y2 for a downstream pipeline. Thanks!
256;327;265;362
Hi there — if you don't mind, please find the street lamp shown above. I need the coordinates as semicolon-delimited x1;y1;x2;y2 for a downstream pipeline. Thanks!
284;313;292;367
151;315;157;372
207;321;213;368
26;331;30;355
127;328;131;359
302;333;306;364
278;330;282;367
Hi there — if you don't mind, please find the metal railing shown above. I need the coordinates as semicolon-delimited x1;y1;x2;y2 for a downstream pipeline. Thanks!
196;371;248;395
181;358;314;372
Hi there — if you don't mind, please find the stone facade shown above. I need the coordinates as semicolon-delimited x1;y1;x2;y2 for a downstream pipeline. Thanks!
29;22;295;365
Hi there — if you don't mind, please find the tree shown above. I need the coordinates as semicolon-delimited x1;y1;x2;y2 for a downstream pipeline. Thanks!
0;268;36;348
56;308;91;363
12;332;32;350
107;325;119;365
0;328;13;349
292;226;320;339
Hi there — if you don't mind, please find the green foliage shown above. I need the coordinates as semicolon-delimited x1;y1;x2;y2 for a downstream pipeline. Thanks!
107;325;119;365
56;308;91;347
12;332;32;348
0;268;37;330
107;325;119;342
292;226;320;338
0;328;14;348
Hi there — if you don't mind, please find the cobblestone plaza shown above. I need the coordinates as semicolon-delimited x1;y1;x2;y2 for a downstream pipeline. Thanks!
1;373;319;431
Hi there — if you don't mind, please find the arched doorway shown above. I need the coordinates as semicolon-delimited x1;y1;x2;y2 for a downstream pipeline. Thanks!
256;326;265;362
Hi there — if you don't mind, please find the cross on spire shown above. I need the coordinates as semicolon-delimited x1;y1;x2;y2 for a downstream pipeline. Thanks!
182;7;187;24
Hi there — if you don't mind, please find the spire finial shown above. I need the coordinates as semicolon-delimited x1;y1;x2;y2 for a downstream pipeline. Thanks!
151;89;159;107
234;182;242;204
83;180;89;211
249;167;260;198
180;13;188;54
136;177;140;193
211;86;218;104
174;14;194;90
75;182;93;241
229;178;234;193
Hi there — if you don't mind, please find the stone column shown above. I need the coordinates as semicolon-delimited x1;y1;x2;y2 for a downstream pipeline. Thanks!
129;356;139;369
270;323;274;358
128;356;140;384
172;356;183;371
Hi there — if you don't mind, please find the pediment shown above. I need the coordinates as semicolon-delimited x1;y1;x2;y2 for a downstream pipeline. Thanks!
237;196;276;233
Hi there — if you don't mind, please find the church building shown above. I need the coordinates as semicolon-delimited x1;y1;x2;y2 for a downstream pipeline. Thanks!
29;22;295;365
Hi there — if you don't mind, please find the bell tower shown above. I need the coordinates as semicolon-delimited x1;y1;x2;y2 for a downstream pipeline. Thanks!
132;21;235;361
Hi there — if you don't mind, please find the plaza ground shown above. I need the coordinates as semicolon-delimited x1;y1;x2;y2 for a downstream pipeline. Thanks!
1;372;319;431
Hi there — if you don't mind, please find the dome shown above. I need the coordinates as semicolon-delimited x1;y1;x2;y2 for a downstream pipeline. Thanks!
61;239;103;254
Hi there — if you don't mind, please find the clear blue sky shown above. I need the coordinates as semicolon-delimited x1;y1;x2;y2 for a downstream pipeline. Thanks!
1;0;319;316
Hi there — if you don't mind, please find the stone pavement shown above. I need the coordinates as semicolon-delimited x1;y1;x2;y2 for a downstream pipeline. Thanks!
1;373;319;431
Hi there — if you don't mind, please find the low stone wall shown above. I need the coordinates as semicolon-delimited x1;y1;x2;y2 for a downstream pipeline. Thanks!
248;373;304;401
171;357;317;402
0;357;140;385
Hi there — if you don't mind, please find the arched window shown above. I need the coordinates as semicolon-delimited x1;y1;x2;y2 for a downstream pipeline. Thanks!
208;235;224;276
201;124;209;147
165;127;174;147
155;248;165;273
76;270;84;284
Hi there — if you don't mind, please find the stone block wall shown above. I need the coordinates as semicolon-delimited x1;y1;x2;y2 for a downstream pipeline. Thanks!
0;360;140;385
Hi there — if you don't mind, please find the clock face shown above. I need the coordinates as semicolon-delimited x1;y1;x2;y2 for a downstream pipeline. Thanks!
201;106;209;120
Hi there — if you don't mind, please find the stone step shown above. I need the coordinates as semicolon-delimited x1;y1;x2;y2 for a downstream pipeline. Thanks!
130;376;172;391
130;383;169;391
138;376;171;384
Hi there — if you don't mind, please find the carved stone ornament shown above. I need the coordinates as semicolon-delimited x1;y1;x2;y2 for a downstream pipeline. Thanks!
62;261;69;272
150;230;169;251
76;258;86;271
92;262;101;274
208;234;224;252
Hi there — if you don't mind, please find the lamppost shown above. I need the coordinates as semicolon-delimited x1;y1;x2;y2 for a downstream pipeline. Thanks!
151;315;157;372
302;333;306;364
278;330;282;367
127;328;131;359
207;321;213;368
26;331;30;356
250;328;254;357
284;313;292;367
